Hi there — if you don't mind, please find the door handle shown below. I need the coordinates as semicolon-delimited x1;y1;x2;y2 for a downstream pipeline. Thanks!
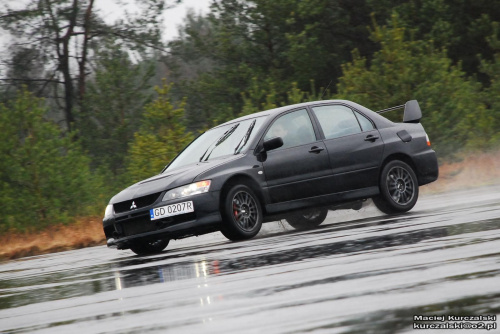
364;134;380;142
309;146;324;154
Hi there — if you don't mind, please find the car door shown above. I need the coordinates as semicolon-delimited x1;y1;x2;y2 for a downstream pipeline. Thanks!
310;104;384;192
261;108;333;203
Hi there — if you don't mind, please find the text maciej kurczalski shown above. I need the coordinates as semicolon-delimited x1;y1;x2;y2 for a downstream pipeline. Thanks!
414;315;496;322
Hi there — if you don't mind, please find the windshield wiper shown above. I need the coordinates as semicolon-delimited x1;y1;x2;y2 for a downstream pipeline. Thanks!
199;123;240;162
234;119;256;155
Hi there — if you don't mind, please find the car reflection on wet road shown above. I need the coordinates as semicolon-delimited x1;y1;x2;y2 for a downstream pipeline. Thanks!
1;186;500;333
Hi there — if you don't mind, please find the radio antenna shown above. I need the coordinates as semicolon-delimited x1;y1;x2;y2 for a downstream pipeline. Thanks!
320;80;333;99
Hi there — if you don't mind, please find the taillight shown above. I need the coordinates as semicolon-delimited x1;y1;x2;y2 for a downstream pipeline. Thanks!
425;134;431;146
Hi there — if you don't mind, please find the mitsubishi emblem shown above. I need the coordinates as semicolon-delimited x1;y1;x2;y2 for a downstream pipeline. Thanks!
130;201;137;210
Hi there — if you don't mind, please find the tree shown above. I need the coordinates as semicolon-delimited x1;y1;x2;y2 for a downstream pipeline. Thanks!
165;0;380;128
239;79;324;116
127;81;193;183
479;22;500;147
0;0;179;131
2;46;47;96
80;42;155;180
382;0;500;80
239;77;278;116
283;0;377;89
0;88;102;232
337;16;489;156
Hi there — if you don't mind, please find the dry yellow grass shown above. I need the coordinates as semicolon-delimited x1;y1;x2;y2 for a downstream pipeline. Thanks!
0;217;106;261
1;150;499;261
422;150;500;194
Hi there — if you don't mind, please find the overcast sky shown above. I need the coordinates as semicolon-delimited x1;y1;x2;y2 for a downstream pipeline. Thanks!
163;0;212;40
97;0;212;42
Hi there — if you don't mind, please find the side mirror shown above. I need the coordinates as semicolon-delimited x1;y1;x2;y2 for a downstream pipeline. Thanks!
263;137;283;151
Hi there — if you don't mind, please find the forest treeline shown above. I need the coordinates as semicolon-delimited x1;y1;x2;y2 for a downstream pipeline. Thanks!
1;0;500;232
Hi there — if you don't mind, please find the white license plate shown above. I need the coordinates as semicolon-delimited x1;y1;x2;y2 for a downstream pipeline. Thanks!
149;201;194;221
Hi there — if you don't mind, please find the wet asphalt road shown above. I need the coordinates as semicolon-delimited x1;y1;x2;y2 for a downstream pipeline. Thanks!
1;186;500;333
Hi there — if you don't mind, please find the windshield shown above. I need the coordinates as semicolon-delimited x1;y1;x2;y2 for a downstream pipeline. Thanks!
165;116;267;172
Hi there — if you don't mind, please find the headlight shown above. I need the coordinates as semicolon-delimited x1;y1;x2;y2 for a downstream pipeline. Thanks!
163;180;211;201
104;204;114;219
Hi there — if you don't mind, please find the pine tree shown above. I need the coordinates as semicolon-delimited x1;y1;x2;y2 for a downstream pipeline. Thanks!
337;15;489;156
127;81;194;183
0;89;101;232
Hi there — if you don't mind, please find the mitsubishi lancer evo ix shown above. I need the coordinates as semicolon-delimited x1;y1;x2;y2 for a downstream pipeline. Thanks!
103;100;438;255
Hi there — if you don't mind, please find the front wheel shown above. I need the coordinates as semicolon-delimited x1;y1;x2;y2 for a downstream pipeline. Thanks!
129;239;169;256
286;208;328;230
373;160;419;214
220;184;263;241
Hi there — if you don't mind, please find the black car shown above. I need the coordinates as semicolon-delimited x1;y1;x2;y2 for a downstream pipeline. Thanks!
103;100;438;255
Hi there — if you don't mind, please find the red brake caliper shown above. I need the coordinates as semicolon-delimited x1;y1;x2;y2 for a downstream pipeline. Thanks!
233;202;238;218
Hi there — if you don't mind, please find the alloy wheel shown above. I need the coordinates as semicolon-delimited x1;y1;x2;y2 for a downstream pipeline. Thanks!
232;191;259;231
386;166;415;205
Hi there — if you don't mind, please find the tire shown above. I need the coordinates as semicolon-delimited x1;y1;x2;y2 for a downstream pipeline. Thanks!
373;160;419;214
286;208;328;230
129;239;169;256
220;184;263;241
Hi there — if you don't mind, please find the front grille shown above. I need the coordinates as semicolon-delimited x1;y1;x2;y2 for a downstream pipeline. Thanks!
114;192;162;214
121;215;157;236
114;212;197;238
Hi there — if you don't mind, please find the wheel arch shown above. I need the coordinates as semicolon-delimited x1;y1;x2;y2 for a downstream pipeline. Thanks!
380;153;418;180
219;174;267;214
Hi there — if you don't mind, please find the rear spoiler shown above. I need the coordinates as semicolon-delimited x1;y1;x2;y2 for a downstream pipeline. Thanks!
375;100;422;123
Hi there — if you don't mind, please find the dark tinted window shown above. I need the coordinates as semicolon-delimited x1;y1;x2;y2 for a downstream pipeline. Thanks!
264;109;316;149
166;116;267;171
312;105;361;139
354;111;374;131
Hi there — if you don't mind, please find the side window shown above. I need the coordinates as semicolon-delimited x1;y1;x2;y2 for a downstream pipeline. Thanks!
312;105;362;139
264;109;316;149
354;111;374;131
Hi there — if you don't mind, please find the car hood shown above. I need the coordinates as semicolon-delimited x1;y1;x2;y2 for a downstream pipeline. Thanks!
110;155;241;204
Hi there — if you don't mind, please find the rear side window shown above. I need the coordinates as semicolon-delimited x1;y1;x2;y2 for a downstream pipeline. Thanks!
312;105;362;140
264;109;316;149
354;111;374;131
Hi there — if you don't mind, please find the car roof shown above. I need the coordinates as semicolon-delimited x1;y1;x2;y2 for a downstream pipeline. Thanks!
216;100;394;129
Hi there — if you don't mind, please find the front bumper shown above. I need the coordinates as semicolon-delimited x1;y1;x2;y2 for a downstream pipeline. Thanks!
103;191;221;249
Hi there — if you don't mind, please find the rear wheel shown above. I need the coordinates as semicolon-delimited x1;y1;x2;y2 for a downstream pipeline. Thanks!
286;208;328;230
220;184;263;241
129;239;169;256
373;160;419;214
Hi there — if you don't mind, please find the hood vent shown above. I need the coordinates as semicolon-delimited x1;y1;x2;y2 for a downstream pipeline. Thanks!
114;192;162;214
